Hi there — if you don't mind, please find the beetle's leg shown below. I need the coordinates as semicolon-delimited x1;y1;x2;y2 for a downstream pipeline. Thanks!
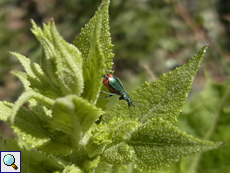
119;96;124;100
100;91;118;95
100;91;118;98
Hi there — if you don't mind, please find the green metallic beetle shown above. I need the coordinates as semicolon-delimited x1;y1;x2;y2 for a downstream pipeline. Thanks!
101;73;134;107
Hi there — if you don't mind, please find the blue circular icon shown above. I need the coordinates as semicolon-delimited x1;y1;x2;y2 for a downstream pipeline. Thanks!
3;154;15;166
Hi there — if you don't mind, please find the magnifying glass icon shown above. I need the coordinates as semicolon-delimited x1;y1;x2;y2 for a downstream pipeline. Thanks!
3;154;18;170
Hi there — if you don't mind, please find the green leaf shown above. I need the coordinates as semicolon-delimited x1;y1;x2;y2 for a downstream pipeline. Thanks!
13;106;50;147
51;95;103;146
86;123;114;158
1;0;223;172
37;139;72;156
176;79;230;173
31;19;83;96
0;138;64;173
11;90;54;121
94;162;126;173
10;52;61;99
63;164;83;173
83;156;101;173
74;0;114;104
102;118;221;171
102;45;208;123
11;71;30;90
12;101;72;156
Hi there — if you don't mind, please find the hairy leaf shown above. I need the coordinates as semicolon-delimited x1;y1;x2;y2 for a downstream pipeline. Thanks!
102;118;221;171
74;0;114;104
62;164;83;173
13;106;50;147
0;137;64;173
12;100;72;156
11;90;54;121
102;45;208;123
37;139;72;156
10;52;61;99
51;95;103;146
176;79;230;173
31;19;83;96
0;0;223;172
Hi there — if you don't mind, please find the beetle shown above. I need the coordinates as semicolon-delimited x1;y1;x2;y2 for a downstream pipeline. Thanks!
101;73;134;107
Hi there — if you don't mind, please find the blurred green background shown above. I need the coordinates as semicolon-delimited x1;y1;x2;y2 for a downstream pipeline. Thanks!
0;0;229;172
0;0;230;101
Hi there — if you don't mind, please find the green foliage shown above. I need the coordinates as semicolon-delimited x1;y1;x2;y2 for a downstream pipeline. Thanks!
103;46;207;123
0;0;223;172
31;18;83;96
175;79;230;173
0;138;64;172
73;0;113;104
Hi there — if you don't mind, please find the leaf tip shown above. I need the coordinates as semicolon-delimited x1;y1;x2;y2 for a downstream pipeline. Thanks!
30;19;38;32
30;19;35;24
203;43;209;52
7;51;17;57
50;17;55;25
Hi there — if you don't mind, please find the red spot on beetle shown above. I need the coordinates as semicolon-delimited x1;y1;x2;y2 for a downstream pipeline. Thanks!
103;74;117;94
